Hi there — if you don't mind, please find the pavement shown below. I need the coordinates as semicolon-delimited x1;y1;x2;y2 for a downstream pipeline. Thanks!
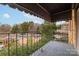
31;41;78;56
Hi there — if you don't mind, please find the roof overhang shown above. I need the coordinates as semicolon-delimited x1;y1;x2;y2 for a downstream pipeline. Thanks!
1;3;79;22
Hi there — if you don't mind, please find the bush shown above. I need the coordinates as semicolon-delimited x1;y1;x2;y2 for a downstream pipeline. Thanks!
0;36;50;56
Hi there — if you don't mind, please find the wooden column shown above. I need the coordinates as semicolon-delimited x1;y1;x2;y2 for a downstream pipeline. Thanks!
69;4;77;47
68;20;73;45
68;4;77;48
71;4;77;48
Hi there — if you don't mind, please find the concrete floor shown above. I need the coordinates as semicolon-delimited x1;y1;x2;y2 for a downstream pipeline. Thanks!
31;41;78;56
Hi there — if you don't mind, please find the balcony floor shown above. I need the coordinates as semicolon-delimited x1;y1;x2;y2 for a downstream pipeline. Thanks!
31;41;78;56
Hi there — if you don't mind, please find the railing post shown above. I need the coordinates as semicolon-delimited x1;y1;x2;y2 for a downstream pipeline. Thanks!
31;33;32;51
22;33;23;55
8;33;10;56
27;32;28;55
16;33;17;55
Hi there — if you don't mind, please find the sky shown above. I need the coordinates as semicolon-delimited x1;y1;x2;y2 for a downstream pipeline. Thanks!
0;4;44;26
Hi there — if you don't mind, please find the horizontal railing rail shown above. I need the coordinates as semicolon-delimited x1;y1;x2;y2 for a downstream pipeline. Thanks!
0;31;68;56
0;32;44;56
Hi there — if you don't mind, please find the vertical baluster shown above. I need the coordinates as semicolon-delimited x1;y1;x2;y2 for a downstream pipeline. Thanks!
62;21;63;42
27;32;28;55
34;33;35;49
16;33;17;55
67;22;68;43
62;21;64;42
52;31;53;41
37;33;38;49
30;33;32;52
7;33;10;55
39;33;40;48
36;33;37;49
31;33;32;52
35;33;37;48
22;33;23;55
38;33;39;48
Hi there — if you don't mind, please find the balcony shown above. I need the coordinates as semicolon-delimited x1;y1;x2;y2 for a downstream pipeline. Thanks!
0;26;78;56
0;3;79;56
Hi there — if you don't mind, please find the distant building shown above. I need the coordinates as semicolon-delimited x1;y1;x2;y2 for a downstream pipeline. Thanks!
56;21;69;34
55;21;69;39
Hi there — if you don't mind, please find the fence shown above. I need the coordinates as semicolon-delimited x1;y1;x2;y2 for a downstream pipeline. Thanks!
0;32;44;56
0;31;68;56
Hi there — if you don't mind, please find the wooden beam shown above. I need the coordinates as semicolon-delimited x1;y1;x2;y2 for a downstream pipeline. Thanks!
36;3;50;15
51;10;71;22
7;3;51;21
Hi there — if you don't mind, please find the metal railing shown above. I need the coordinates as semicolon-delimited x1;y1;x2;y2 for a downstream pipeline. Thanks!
0;32;44;56
0;31;68;56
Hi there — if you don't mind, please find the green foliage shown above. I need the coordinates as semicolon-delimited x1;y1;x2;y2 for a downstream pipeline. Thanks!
11;25;20;33
20;22;29;33
39;21;57;40
10;21;34;33
0;36;50;56
0;21;59;56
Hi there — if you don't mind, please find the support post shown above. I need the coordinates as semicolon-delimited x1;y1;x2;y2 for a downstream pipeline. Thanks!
72;7;77;48
68;4;77;48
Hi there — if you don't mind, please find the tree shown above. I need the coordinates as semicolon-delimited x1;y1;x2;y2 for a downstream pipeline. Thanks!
39;21;57;40
11;24;19;33
10;21;41;34
28;21;34;31
20;22;29;33
20;21;35;33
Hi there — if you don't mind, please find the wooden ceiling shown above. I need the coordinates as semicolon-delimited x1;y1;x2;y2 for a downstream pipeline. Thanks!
39;3;72;22
2;3;77;22
39;3;71;14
